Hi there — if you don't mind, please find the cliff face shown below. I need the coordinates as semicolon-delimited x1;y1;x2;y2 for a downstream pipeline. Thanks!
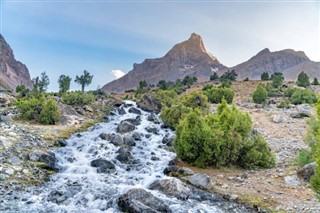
0;34;33;90
102;33;226;93
230;48;319;80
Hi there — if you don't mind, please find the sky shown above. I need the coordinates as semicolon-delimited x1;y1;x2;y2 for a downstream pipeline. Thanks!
0;0;319;92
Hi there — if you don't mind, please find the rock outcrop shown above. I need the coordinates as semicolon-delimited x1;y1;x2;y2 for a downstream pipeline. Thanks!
229;48;320;80
102;33;226;93
0;34;33;90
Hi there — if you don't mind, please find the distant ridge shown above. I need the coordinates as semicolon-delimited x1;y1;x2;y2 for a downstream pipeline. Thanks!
102;33;320;93
0;34;33;90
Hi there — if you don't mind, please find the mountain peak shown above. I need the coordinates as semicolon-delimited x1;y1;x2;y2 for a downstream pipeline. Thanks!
255;48;270;57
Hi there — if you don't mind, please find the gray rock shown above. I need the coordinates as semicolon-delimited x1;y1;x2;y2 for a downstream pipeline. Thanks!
149;178;191;200
47;184;82;204
147;113;160;124
117;121;136;134
188;173;213;190
83;105;93;112
118;188;171;213
91;159;115;174
128;107;141;115
118;107;126;115
28;150;56;170
137;94;162;114
125;117;141;126
298;162;316;182
5;168;14;175
163;165;194;177
284;175;300;186
290;105;312;118
116;147;133;163
145;127;159;134
162;134;175;147
123;135;136;146
0;174;7;180
273;115;284;123
8;156;20;165
132;132;142;141
100;133;124;146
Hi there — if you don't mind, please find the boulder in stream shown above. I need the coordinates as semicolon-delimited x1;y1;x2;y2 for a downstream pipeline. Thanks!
117;121;136;133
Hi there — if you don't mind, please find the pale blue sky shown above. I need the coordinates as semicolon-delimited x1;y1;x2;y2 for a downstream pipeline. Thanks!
1;0;319;91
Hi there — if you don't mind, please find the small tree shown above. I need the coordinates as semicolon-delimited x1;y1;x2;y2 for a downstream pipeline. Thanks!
58;75;72;94
16;85;29;97
158;80;168;90
313;77;319;86
75;70;93;92
210;72;219;81
261;72;269;81
253;84;268;104
220;70;237;81
33;72;50;93
39;98;60;124
297;71;310;88
272;75;283;88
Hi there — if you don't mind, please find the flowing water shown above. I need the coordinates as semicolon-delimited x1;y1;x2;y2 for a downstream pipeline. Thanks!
0;101;253;213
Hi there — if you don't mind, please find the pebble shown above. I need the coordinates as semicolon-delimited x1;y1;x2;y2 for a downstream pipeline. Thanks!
5;168;14;175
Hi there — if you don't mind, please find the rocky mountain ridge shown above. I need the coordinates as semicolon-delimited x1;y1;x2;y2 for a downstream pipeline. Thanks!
0;34;33;90
102;33;319;93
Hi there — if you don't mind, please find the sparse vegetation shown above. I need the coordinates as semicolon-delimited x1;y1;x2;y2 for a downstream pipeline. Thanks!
252;84;268;104
62;91;95;106
203;86;234;104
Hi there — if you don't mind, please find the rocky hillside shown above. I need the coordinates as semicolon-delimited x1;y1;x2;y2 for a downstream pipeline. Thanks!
103;34;319;93
230;48;320;80
102;33;226;93
0;34;33;90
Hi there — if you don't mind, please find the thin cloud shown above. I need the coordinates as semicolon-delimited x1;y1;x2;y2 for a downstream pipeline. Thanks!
112;70;125;79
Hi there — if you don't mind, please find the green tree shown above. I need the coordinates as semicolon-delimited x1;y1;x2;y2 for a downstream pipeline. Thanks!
271;75;283;88
75;70;93;92
39;98;60;124
33;71;50;93
261;72;270;81
180;91;209;111
58;75;72;94
252;84;268;104
182;75;197;87
157;80;168;90
270;72;284;81
210;72;219;81
313;77;319;86
290;89;317;105
160;104;192;129
220;70;237;81
297;71;310;88
15;85;29;97
155;90;178;108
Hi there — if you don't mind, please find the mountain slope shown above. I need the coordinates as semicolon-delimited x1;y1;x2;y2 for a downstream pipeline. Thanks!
102;33;226;93
0;34;33;90
230;48;319;80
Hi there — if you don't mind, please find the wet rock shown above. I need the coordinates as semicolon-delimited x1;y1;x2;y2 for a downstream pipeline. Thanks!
137;94;162;114
162;134;175;147
56;139;67;147
47;184;82;204
132;132;142;141
117;121;136;134
91;159;116;174
145;127;159;135
99;133;124;146
128;107;141;115
118;107;126;115
163;165;194;177
118;188;171;213
188;173;213;190
29;150;56;171
149;178;191;200
116;147;133;163
151;156;160;161
298;162;316;182
124;117;141;126
123;135;136;146
147;113;160;124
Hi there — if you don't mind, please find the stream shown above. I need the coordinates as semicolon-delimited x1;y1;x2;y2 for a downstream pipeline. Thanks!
0;101;254;213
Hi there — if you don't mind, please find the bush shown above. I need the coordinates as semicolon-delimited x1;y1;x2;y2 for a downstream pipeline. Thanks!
220;70;237;81
160;104;192;129
155;90;178;108
204;87;234;104
261;72;269;81
16;85;29;97
62;91;95;106
272;75;283;88
174;100;275;168
202;84;214;91
297;71;310;88
290;89;317;105
180;91;209;111
264;83;279;97
284;87;298;97
210;73;219;81
295;149;313;166
15;96;44;121
252;84;268;104
39;98;60;124
313;77;319;86
277;99;290;109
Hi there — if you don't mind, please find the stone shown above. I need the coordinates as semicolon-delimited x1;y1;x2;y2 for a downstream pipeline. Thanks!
145;127;159;134
91;159;115;174
118;107;126;115
118;188;171;213
123;135;136;146
117;121;136;134
132;132;142;141
116;147;133;163
290;105;312;118
0;174;7;180
147;113;160;124
83;105;93;112
297;162;316;182
124;117;141;126
128;107;141;115
273;115;284;123
5;168;14;175
162;134;175;147
47;184;82;204
163;165;194;177
149;178;191;200
28;150;56;171
8;156;20;165
188;173;213;190
284;175;300;186
99;133;124;146
137;94;162;113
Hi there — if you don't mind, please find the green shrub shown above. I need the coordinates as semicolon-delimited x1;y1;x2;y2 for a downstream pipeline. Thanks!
264;83;279;97
62;91;95;106
39;98;60;124
284;87;298;97
204;87;234;104
155;90;178;108
297;71;310;88
202;84;214;91
271;75;283;88
290;89;317;105
160;104;192;129
313;77;319;86
261;72;270;81
180;91;209;111
295;149;313;166
277;99;290;109
210;73;219;81
16;85;29;97
252;84;268;104
220;70;237;81
15;96;44;120
174;100;275;169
